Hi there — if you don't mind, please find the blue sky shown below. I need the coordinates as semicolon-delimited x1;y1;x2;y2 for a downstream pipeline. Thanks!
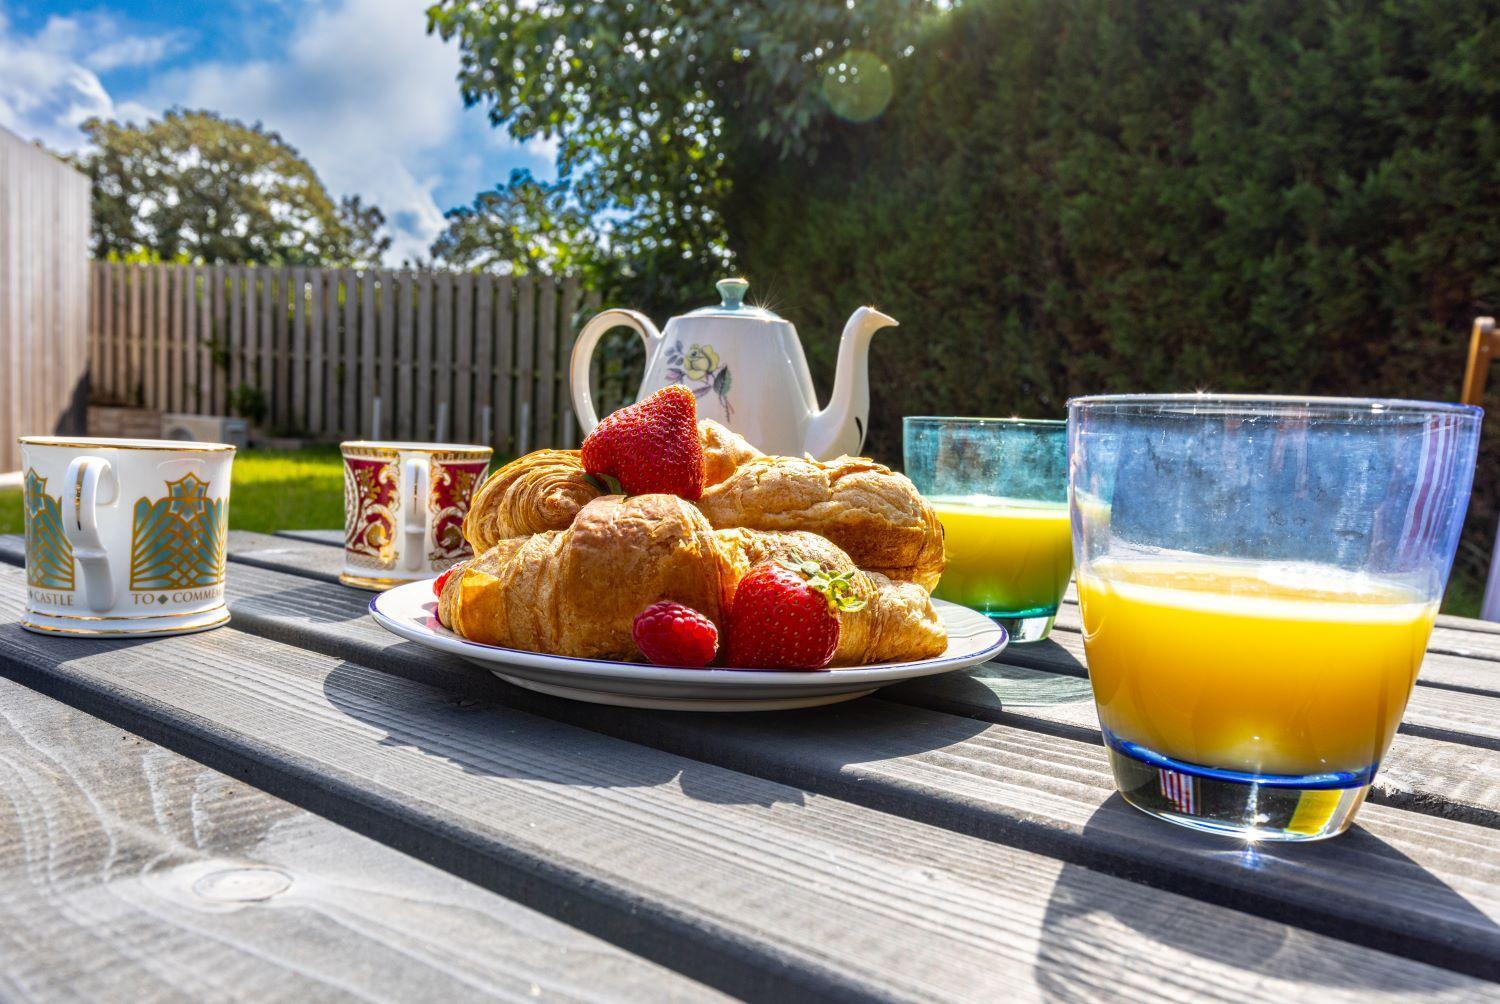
0;0;556;262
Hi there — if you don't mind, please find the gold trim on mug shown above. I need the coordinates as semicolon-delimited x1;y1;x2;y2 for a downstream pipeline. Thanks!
340;442;493;462
19;611;231;636
24;603;227;622
18;437;236;453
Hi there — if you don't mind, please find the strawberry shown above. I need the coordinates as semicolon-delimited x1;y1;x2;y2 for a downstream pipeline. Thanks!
723;560;867;670
581;385;705;500
433;567;457;599
632;601;719;668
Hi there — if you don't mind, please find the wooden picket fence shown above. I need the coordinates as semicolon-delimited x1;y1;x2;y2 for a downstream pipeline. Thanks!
89;262;610;453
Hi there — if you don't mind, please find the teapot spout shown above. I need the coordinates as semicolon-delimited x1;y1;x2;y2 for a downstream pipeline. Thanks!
804;306;898;460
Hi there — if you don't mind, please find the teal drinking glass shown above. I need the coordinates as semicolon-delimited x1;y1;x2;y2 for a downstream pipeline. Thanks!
904;417;1071;643
1068;395;1481;841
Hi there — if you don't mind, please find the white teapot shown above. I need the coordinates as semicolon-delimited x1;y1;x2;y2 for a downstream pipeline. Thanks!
569;278;897;458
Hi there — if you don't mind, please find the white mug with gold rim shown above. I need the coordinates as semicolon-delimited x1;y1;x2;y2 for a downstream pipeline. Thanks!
340;441;492;590
18;436;236;637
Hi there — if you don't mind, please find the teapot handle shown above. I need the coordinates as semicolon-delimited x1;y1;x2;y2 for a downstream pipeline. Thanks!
568;309;663;435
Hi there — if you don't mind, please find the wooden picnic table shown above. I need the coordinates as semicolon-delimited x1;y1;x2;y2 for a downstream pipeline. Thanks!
0;527;1498;1001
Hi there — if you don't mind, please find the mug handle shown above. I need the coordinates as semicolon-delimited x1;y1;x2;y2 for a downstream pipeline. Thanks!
62;456;118;614
568;309;663;435
401;457;430;573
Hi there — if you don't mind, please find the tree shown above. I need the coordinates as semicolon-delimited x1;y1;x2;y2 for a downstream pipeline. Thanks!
429;169;607;278
425;0;944;313
75;109;389;266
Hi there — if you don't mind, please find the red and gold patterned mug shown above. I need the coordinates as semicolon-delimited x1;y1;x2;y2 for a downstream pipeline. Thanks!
339;441;492;590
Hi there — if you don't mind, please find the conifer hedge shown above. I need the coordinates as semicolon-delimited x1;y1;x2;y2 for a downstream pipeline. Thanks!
727;0;1500;597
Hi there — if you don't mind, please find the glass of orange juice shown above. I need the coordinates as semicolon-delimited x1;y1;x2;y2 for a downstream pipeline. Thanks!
904;417;1070;642
1069;395;1480;841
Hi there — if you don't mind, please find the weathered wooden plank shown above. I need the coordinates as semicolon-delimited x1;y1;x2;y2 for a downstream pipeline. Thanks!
397;272;415;440
323;270;340;436
537;277;558;449
274;268;291;429
474;276;494;446
183;265;200;413
0;138;88;463
493;277;515;454
127;264;142;405
0;674;715;1003
97;263;114;403
164;265;181;412
306;269;324;434
378;271;396;439
241;266;255;411
258;268;273;421
435;273;454;440
226;266;243;408
514;276;536;454
558;277;581;447
0;581;1481;1001
415;271;434;441
271;528;344;547
454;273;474;442
361;270;377;439
289;267;307;432
212;264;228;415
342;268;358;435
154;262;170;411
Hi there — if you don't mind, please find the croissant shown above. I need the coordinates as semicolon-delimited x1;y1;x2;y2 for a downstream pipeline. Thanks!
439;493;945;665
462;450;602;551
696;455;946;592
461;420;762;551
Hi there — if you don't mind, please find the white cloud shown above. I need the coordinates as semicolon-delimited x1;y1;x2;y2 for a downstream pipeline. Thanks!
0;10;167;151
141;0;522;264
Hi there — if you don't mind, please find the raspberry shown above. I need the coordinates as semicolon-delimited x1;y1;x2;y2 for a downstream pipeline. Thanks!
433;567;456;598
632;601;720;668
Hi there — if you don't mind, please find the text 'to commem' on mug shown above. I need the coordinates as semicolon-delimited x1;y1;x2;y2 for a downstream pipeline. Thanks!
18;436;236;637
340;441;492;591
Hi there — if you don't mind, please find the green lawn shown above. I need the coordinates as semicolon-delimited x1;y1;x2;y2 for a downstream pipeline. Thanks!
0;446;347;536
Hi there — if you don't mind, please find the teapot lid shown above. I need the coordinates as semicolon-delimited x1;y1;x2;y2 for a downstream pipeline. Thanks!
680;278;784;322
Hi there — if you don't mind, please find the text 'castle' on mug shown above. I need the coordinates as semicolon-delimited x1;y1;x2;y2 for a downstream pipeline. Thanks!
19;436;236;637
340;441;493;590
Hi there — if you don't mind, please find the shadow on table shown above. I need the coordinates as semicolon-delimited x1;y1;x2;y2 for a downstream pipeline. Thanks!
1035;797;1492;998
320;659;811;807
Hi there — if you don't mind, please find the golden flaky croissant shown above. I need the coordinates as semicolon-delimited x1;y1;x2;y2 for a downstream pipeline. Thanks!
462;449;602;551
460;421;760;551
697;455;945;592
439;494;945;665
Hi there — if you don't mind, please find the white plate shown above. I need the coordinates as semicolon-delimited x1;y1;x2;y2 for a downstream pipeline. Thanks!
368;579;1008;712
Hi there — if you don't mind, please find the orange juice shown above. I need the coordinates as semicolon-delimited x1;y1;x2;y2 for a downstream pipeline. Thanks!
1078;557;1436;777
930;496;1073;616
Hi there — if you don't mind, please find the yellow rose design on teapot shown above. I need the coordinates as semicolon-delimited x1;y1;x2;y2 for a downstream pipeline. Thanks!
665;340;734;420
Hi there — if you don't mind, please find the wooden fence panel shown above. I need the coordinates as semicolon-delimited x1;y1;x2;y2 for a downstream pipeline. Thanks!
454;274;474;442
86;263;589;452
492;277;515;454
0;131;89;469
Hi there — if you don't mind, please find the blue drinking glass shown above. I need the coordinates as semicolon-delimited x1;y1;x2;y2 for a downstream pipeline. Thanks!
904;417;1071;642
1068;395;1481;841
